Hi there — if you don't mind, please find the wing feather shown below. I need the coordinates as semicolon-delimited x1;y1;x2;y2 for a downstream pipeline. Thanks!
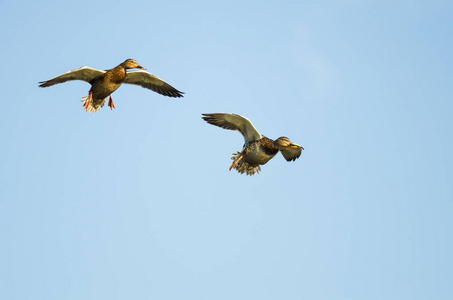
280;145;303;162
202;113;263;145
123;70;184;98
39;67;105;87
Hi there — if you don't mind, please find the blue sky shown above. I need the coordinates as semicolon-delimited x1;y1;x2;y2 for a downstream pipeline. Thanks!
1;0;452;299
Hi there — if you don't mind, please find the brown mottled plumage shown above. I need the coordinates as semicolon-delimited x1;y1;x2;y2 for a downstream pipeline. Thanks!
202;113;304;175
39;59;184;112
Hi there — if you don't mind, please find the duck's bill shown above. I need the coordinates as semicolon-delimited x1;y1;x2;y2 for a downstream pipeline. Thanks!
290;143;304;150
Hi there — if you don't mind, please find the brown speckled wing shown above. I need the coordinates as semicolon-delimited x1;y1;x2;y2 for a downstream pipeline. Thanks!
39;67;105;87
123;70;184;98
202;113;263;145
280;145;303;162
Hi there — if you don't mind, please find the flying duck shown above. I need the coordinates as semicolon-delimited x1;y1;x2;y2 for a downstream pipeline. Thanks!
39;59;184;112
202;113;304;175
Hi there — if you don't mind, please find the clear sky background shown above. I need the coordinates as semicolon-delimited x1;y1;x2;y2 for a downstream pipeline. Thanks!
1;0;452;299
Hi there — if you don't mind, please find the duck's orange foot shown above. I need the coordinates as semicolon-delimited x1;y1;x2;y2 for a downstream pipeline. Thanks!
229;154;243;171
108;95;115;110
84;92;92;111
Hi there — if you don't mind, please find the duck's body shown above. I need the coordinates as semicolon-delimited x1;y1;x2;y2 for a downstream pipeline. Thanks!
91;64;127;98
82;64;128;112
39;59;184;112
202;113;304;176
240;137;278;165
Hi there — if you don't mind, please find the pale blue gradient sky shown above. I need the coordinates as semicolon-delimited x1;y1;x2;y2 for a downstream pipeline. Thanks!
1;1;452;299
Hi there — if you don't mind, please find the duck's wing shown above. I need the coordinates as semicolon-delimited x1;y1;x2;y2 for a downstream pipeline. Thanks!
280;143;303;162
39;67;104;87
202;113;263;145
123;70;184;98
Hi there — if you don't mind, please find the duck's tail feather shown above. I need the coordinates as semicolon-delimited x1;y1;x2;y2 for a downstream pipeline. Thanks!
81;96;107;113
231;152;261;176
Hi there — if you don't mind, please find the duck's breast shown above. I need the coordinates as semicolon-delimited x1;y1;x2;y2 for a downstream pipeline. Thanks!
243;140;278;165
90;67;126;99
244;152;276;165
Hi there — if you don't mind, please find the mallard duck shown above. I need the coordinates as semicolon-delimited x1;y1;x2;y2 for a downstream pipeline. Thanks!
202;113;304;175
39;59;184;112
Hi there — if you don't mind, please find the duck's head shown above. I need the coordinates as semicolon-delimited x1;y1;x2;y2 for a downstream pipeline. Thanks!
275;137;304;161
275;137;303;149
122;59;146;70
